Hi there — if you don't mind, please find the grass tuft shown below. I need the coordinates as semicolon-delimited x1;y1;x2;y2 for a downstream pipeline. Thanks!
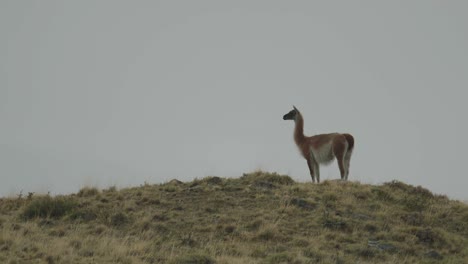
264;252;294;264
241;171;295;186
21;196;76;220
110;212;129;227
77;187;99;197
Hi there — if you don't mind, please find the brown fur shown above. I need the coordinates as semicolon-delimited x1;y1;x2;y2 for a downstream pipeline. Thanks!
284;107;354;183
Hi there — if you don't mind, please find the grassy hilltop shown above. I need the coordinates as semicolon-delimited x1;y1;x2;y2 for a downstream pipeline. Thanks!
1;171;467;264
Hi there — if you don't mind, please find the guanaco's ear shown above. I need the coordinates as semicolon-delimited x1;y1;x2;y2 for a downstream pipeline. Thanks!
293;105;298;111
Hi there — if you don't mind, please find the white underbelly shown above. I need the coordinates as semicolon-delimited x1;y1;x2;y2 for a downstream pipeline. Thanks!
311;143;335;164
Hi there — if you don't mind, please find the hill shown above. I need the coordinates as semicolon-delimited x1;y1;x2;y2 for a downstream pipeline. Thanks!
0;171;467;263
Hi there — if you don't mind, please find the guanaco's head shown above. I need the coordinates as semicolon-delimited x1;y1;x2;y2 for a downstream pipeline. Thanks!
283;106;299;121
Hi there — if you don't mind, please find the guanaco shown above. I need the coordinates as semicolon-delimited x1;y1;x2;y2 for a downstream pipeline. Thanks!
283;106;354;183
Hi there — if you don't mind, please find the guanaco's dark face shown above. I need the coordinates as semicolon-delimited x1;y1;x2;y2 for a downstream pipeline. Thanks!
283;107;298;121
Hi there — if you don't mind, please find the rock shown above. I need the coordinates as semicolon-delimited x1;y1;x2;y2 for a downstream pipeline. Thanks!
168;179;183;185
290;198;316;210
205;177;222;185
416;228;436;244
368;240;397;252
425;250;443;260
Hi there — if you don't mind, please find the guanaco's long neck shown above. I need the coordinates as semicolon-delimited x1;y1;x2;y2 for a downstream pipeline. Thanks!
294;112;306;145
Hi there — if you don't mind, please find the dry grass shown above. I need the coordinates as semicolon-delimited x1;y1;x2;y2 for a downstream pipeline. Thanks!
1;171;467;263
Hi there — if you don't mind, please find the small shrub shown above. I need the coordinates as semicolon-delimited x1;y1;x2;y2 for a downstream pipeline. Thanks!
412;186;435;199
224;225;236;234
385;181;434;199
241;171;295;186
104;185;117;192
198;176;223;185
413;228;443;246
77;187;99;197
371;188;395;202
69;209;98;222
164;186;178;193
401;195;429;212
364;223;378;233
110;212;129;227
384;180;411;192
21;196;76;220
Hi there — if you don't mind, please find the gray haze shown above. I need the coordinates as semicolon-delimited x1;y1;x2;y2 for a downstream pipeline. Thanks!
1;1;467;200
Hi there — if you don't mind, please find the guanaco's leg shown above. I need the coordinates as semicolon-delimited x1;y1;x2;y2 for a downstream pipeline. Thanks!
333;138;348;180
306;158;315;183
336;153;346;180
344;151;352;180
314;163;320;183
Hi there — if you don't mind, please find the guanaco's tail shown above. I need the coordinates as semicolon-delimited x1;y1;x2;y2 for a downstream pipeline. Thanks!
342;133;354;180
342;133;354;152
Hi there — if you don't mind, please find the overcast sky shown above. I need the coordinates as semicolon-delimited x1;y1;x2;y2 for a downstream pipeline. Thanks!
1;1;467;200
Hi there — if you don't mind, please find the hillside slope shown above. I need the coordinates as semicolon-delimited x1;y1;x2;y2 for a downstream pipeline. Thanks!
1;171;467;263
